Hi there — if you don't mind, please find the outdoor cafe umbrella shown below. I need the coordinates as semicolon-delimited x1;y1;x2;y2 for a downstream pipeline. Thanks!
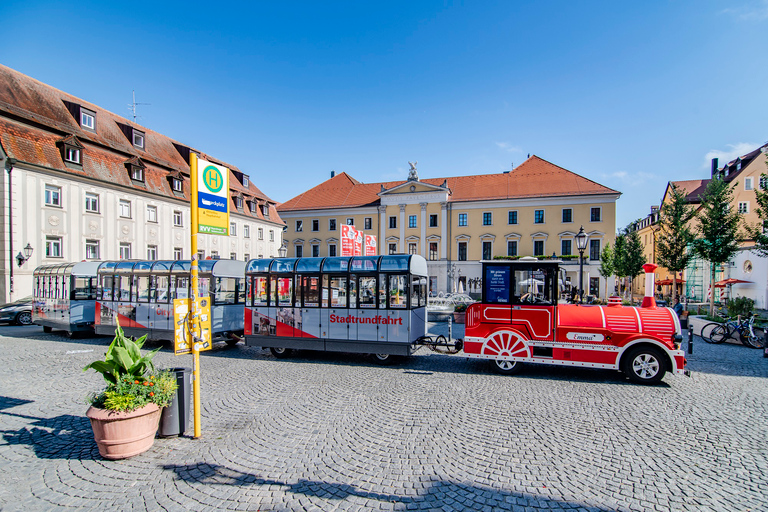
713;278;752;300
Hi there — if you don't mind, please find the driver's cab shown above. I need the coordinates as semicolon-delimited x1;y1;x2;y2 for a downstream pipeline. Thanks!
481;258;560;341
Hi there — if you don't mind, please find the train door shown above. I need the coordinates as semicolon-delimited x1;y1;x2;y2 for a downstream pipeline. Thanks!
151;274;173;338
251;275;272;336
378;273;388;341
274;274;295;337
387;274;408;342
410;274;428;339
510;266;555;342
327;274;349;340
133;274;152;330
116;274;135;327
99;274;116;330
356;275;378;341
300;275;322;339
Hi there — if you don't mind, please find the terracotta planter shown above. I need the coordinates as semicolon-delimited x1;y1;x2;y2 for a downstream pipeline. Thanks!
453;312;466;324
86;403;162;460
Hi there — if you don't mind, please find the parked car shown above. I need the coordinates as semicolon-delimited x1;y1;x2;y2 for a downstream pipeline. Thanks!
0;296;33;325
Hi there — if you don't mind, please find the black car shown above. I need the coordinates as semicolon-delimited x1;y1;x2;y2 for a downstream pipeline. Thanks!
0;296;33;325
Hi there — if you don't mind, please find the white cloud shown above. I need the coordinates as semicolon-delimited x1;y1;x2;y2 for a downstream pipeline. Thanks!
721;0;768;21
495;142;522;154
704;142;759;167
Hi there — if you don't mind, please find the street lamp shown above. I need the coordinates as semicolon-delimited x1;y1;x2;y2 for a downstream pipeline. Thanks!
278;243;287;258
574;227;589;303
16;243;33;267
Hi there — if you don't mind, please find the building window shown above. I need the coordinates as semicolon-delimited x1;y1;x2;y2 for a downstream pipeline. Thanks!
119;199;131;218
295;245;303;258
230;222;237;236
346;218;354;225
482;212;492;226
389;243;397;255
119;242;131;260
738;202;749;214
409;215;417;228
590;207;601;222
258;228;264;240
211;250;219;259
329;244;337;257
408;243;417;255
45;185;61;207
534;210;544;224
508;211;518;225
80;109;95;130
243;175;249;187
46;236;62;258
249;201;257;213
85;192;99;213
244;225;250;238
458;213;467;227
85;239;99;259
312;219;319;231
147;245;158;260
145;205;157;223
364;217;372;230
230;252;237;260
745;178;753;191
760;175;768;190
312;244;320;257
534;240;544;256
389;216;397;229
429;242;438;260
261;204;270;218
130;166;144;182
507;240;517;257
561;239;572;256
482;241;492;260
174;248;183;259
429;214;438;228
269;230;274;241
244;253;250;261
64;146;81;164
173;210;183;227
235;197;243;209
295;220;303;232
197;250;205;260
562;208;572;223
132;130;145;149
589;239;601;261
172;178;183;192
329;219;337;231
458;242;467;261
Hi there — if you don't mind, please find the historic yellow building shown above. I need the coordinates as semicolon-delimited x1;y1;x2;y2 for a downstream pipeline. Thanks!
278;157;620;296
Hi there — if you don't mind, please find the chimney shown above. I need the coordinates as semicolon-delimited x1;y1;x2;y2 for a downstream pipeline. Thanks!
711;158;718;179
641;263;658;309
331;170;335;178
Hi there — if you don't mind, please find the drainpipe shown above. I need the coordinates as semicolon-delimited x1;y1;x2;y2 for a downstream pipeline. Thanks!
5;159;13;297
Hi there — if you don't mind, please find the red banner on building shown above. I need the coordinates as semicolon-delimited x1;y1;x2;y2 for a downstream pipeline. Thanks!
364;235;377;256
341;225;356;256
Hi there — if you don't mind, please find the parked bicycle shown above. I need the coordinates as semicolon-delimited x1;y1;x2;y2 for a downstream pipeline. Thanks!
706;315;763;349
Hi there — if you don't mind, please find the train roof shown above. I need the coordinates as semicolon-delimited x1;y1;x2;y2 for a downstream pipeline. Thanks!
33;261;102;277
95;259;246;276
246;254;428;275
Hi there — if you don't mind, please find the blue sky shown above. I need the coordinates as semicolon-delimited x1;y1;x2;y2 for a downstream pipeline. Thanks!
3;0;767;228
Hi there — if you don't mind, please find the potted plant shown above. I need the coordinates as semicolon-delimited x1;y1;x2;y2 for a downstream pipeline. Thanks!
453;302;468;323
83;321;177;460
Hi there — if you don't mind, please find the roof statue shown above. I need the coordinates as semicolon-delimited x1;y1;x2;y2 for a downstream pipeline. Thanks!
407;161;418;181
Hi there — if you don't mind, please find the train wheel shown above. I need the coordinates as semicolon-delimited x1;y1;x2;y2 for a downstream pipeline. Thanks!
491;359;523;375
225;338;239;347
622;347;666;385
371;353;396;365
481;330;530;359
270;347;292;358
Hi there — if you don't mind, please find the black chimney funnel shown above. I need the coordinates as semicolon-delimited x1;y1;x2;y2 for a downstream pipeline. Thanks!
331;170;335;178
711;158;719;178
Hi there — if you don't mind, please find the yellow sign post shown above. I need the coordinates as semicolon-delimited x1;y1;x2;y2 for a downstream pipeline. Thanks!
173;297;212;356
185;152;230;438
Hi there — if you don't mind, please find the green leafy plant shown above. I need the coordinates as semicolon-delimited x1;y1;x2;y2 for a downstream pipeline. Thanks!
84;320;176;412
728;296;754;318
454;303;468;313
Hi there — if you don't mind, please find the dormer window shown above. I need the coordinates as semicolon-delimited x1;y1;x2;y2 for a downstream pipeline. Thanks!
249;201;257;213
243;175;249;187
261;203;270;218
235;196;243;209
80;108;96;131
131;166;144;181
125;157;146;183
65;147;81;164
172;177;183;192
133;129;145;149
58;134;84;168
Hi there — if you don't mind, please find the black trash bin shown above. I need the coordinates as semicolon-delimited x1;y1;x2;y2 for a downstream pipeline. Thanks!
159;367;191;437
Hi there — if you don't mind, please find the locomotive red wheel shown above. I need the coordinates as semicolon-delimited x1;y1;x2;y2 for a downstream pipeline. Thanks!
482;330;528;376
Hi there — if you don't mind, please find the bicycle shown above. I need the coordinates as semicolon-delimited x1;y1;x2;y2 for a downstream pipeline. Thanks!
701;310;729;343
707;315;763;349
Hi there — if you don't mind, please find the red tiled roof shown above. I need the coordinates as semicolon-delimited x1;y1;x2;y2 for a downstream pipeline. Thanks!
669;179;709;203
278;156;620;212
0;64;281;225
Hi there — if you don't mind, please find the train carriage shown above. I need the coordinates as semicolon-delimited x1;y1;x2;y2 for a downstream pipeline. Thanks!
244;254;429;362
95;259;246;343
32;262;100;336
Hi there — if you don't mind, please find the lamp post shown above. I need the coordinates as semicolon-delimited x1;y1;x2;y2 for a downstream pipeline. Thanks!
574;227;589;303
16;243;33;267
278;243;287;258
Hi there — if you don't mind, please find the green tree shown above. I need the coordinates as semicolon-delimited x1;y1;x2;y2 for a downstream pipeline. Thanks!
745;172;768;257
656;183;697;303
692;176;743;315
612;233;627;297
598;242;614;298
612;228;645;299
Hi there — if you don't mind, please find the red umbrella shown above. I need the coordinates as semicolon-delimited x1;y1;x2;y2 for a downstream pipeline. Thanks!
714;278;752;288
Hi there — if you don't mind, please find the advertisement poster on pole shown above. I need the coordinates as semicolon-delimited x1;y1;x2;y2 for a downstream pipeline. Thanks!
365;235;377;255
354;228;363;256
196;159;230;235
341;224;355;256
173;297;212;355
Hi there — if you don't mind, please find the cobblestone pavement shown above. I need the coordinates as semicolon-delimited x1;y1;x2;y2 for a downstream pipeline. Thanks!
0;323;766;511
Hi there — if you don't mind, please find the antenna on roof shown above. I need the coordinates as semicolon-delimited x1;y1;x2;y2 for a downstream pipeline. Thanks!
128;90;150;122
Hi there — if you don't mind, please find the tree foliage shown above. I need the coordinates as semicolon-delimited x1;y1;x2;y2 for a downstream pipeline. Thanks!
612;227;646;298
598;242;614;297
656;183;697;302
692;176;743;315
745;171;768;257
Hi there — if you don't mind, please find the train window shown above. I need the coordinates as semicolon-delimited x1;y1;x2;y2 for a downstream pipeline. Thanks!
214;277;237;305
411;276;427;308
253;276;268;306
276;277;292;306
294;276;302;307
118;276;131;301
329;276;347;308
379;274;387;308
73;277;90;300
389;275;407;308
102;276;114;301
199;277;210;299
153;275;170;303
303;276;320;307
236;278;245;304
136;276;150;303
512;267;552;305
321;275;329;307
174;276;189;299
359;276;377;308
349;274;357;308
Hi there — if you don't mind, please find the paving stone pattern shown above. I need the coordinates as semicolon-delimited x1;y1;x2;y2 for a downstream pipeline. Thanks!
0;324;766;511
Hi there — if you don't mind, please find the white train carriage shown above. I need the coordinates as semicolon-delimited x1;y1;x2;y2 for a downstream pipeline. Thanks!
244;255;429;362
32;261;101;336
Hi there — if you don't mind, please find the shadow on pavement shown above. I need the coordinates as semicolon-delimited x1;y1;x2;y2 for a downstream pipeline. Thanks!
162;462;614;511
